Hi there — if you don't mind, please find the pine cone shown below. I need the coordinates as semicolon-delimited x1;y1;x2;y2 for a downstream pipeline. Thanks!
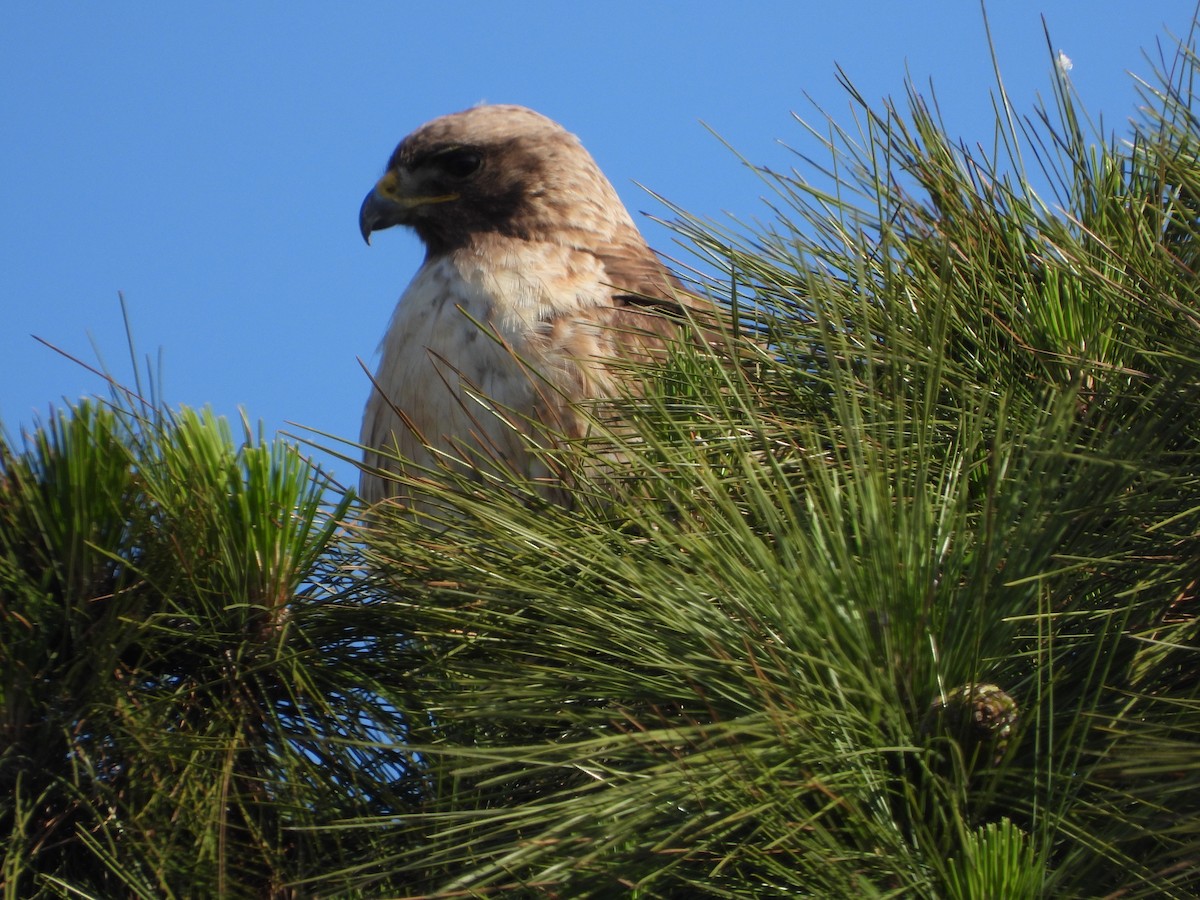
922;683;1018;768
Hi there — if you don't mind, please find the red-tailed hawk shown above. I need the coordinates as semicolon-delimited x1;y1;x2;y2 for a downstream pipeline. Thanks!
358;104;716;510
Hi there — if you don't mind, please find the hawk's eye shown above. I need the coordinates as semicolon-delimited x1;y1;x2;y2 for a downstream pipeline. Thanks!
435;149;482;179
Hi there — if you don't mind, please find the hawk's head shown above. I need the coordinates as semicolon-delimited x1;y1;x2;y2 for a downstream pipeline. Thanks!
359;105;634;256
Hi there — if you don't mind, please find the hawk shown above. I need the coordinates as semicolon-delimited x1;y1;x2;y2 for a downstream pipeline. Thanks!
358;104;717;511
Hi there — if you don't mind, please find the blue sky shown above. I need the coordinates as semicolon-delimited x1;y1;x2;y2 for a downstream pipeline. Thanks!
1;2;1193;489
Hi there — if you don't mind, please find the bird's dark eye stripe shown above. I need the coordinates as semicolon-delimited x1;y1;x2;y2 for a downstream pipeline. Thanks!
431;148;482;178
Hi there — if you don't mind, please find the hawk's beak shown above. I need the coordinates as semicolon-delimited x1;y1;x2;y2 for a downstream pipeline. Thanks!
359;187;403;245
359;170;459;245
